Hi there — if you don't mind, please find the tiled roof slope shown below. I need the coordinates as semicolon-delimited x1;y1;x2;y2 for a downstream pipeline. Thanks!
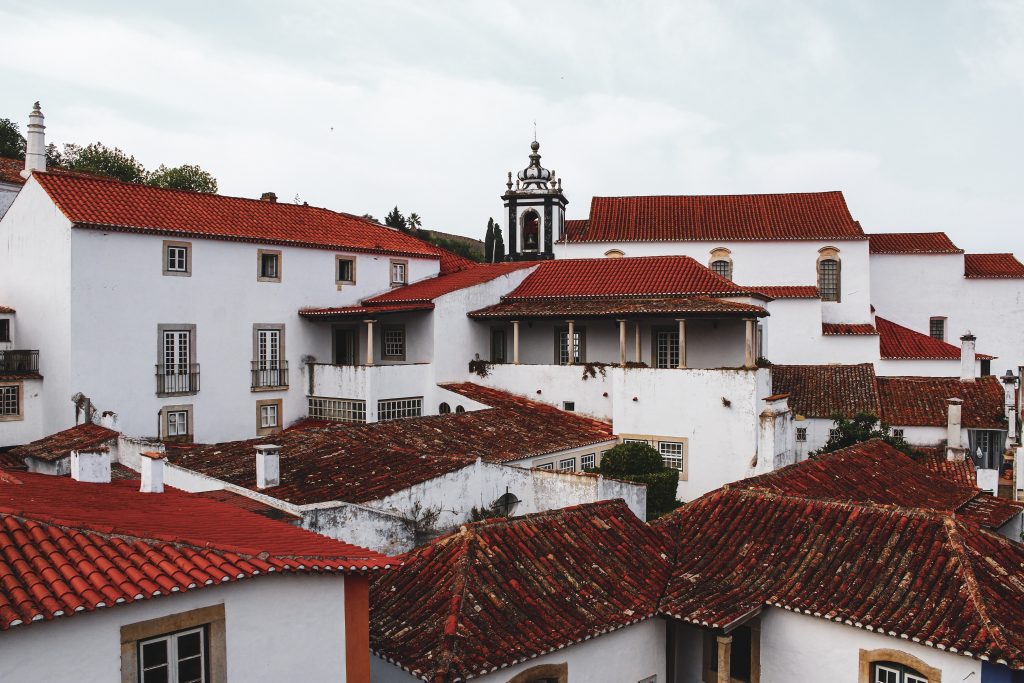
503;256;761;300
876;316;994;360
561;192;864;242
965;253;1024;279
821;322;878;335
5;423;118;464
734;440;1021;529
0;157;23;185
749;286;819;299
299;302;434;318
32;172;441;258
168;384;613;504
876;375;1007;429
468;296;766;319
0;306;14;314
914;447;976;488
0;472;391;631
655;487;1024;669
437;248;478;275
371;500;671;681
365;263;534;304
868;232;963;254
771;364;881;418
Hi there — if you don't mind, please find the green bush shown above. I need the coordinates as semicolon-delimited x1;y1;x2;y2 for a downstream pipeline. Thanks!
623;469;680;519
598;442;663;476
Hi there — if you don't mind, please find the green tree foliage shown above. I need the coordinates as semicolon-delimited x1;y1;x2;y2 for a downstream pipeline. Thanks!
384;206;407;230
407;212;422;231
0;118;26;159
484;217;495;262
61;142;147;183
492;223;506;261
431;237;482;262
146;164;218;194
596;442;681;519
814;412;916;457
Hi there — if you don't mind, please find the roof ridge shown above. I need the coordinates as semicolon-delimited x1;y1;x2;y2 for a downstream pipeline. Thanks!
722;485;964;522
458;498;628;533
430;531;477;679
590;190;846;200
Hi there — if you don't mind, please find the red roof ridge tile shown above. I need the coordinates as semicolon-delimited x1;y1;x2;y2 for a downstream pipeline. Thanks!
876;316;995;360
964;253;1024;279
868;232;964;254
822;322;878;335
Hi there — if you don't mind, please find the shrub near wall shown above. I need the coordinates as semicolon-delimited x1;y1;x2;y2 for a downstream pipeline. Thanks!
597;442;680;519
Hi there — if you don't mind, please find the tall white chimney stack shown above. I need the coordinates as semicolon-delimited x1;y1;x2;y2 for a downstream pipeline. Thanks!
255;444;281;489
71;448;111;483
140;451;165;493
960;331;976;382
946;397;966;461
20;102;46;179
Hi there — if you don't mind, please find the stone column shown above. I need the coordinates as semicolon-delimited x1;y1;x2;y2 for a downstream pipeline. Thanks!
744;318;757;368
676;318;687;369
566;320;576;365
634;321;642;363
364;320;375;366
512;320;520;365
618;319;627;367
716;635;732;683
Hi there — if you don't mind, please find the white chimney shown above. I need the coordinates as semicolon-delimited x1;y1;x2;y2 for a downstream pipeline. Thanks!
756;394;795;474
1001;370;1019;445
71;448;111;483
946;397;966;461
960;331;976;382
140;451;165;493
255;444;281;489
20;102;46;178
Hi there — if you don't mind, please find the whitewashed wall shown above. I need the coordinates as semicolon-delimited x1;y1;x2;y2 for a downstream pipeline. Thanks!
876;358;983;377
0;574;351;683
372;617;665;683
0;377;44;446
474;363;616;420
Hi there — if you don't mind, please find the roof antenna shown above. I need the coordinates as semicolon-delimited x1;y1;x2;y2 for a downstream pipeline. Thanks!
533;119;537;142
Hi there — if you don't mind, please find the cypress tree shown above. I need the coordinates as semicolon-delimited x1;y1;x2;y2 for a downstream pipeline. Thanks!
493;224;506;261
484;218;495;263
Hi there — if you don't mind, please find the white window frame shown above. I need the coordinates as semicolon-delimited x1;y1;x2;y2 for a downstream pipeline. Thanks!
378;397;423;421
162;240;191;277
260;403;278;429
0;384;21;419
558;457;576;472
657;441;685;470
536;462;554;471
167;410;189;437
654;328;680;369
581;453;596;470
390;259;408;286
138;626;207;683
307;397;366;423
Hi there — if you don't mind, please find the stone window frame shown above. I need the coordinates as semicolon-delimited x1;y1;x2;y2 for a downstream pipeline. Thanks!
252;323;287;391
929;316;946;342
0;381;23;421
256;398;283;436
381;324;407;362
619;433;689;480
257;249;282;283
709;247;734;281
157;323;198;397
505;662;568;683
604;249;625;259
389;259;409;286
336;254;357;287
162;240;192;277
817;247;842;303
858;648;941;683
120;604;226;683
160;404;194;443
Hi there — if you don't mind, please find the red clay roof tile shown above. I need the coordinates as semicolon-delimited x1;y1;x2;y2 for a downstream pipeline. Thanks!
964;253;1024;279
0;306;14;314
868;232;963;254
876;375;1007;429
365;263;534;304
298;302;435;318
468;295;767;319
562;192;864;242
821;322;878;335
876;316;994;360
771;364;881;419
749;286;819;299
6;423;118;464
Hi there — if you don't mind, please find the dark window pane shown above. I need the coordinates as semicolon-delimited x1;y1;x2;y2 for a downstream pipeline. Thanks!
178;656;203;682
141;640;168;667
730;625;752;680
177;631;201;659
142;664;169;683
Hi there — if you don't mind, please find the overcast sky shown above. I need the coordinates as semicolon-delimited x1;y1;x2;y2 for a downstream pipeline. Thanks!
1;1;1021;252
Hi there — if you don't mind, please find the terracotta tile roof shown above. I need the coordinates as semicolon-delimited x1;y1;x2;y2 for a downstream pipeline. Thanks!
771;364;881;419
913;447;976;488
468;295;767;319
298;302;435;319
876;316;994;360
560;192;864;242
365;263;535;304
749;286;819;299
502;256;761;300
6;423;118;464
964;253;1024;279
563;218;588;237
0;471;391;631
437;248;479;275
868;232;963;254
876;375;1007;429
0;157;23;186
31;171;442;258
655;486;1024;669
821;322;878;335
0;306;14;314
370;500;671;681
167;384;614;504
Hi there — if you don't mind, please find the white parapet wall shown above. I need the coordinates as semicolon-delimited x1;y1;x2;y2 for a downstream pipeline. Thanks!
471;362;616;420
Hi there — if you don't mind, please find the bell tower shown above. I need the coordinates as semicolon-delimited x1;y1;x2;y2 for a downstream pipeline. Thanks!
502;140;567;261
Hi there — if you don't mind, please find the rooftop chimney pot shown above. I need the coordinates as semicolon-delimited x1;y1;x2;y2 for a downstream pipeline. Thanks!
960;331;977;382
21;101;46;179
260;192;277;203
255;444;281;489
946;397;966;461
71;448;111;483
140;451;165;493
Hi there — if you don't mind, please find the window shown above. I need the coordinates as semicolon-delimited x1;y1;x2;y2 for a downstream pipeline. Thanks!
929;317;946;341
604;249;625;258
455;405;465;414
0;384;20;419
491;328;507;363
969;429;1008;469
381;326;406;361
139;626;206;683
163;241;191;276
256;398;282;436
828;428;840;441
439;402;451;414
166;410;189;438
555;327;585;365
253;326;286;389
378;397;422;421
892;428;904;440
307;397;366;423
872;663;928;683
658;441;685;470
818;248;841;302
522;210;541;251
0;319;8;342
581;453;596;469
710;260;732;280
160;405;193;442
796;427;808;442
390;259;408;286
563;401;575;411
336;256;356;285
158;327;198;395
257;249;281;282
858;650;940;683
536;462;554;470
260;404;278;428
654;329;680;369
558;458;576;472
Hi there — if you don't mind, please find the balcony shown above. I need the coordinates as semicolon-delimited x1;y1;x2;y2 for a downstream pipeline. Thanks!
308;363;433;422
0;350;39;375
156;363;200;395
252;361;289;390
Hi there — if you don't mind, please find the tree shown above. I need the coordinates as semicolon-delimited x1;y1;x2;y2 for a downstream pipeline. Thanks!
61;142;147;183
407;212;422;231
595;442;681;519
484;217;495;262
492;223;506;261
384;206;407;230
813;412;915;457
0;118;25;159
146;164;218;194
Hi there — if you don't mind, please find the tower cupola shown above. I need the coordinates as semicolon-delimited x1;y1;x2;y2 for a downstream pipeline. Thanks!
502;139;567;261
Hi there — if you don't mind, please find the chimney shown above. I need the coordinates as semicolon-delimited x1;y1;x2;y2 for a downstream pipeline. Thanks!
20;102;46;178
960;331;976;382
1001;369;1019;445
757;393;795;473
946;397;966;461
71;448;111;483
260;192;278;203
255;444;280;489
140;451;165;493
